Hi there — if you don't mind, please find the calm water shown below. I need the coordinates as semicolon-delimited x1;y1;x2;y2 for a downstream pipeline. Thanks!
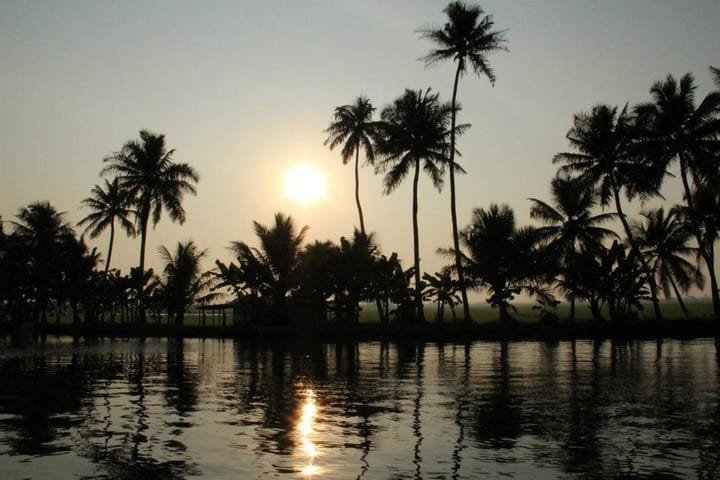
0;337;718;479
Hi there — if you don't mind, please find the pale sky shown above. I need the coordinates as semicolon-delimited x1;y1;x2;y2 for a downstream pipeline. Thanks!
1;1;718;300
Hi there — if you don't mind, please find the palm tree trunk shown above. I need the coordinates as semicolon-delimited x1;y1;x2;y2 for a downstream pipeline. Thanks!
449;64;472;323
412;157;425;323
568;241;576;323
137;208;149;324
355;145;366;235
678;153;720;319
105;221;115;274
666;270;689;317
610;175;663;321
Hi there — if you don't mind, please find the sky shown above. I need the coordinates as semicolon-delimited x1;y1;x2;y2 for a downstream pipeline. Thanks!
1;0;718;301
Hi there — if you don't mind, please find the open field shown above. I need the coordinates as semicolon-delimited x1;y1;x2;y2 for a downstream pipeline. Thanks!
358;298;716;324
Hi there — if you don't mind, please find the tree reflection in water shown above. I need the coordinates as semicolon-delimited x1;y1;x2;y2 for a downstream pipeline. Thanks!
0;337;718;478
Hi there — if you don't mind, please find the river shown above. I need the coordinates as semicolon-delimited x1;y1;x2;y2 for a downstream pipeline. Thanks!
0;337;718;479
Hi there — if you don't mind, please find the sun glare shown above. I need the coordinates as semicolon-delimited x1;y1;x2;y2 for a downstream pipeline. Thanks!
284;164;326;205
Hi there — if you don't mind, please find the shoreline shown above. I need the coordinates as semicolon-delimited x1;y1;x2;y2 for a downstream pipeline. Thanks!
2;319;718;343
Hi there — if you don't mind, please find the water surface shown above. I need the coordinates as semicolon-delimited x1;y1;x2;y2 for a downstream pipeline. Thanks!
0;337;718;479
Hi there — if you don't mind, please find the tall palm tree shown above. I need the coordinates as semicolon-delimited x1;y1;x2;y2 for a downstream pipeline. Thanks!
634;73;720;317
528;174;618;322
158;240;215;326
420;1;508;323
632;207;704;316
78;178;136;273
102;130;199;322
324;96;379;235
553;104;666;321
375;88;459;322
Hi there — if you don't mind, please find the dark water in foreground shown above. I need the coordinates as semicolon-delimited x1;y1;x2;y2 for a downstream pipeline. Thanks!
0;337;718;479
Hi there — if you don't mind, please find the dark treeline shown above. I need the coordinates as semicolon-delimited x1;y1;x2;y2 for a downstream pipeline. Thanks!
1;3;718;329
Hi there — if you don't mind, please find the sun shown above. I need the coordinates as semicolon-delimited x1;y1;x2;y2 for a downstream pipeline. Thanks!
284;164;326;205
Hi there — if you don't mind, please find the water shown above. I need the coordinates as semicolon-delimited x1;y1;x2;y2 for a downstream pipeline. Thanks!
0;337;718;479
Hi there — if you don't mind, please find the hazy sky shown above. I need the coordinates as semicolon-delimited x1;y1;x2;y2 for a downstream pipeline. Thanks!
1;1;718;299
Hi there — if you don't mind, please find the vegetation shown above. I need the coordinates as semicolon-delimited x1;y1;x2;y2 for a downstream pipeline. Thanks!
374;88;461;323
1;3;718;333
324;95;379;235
419;0;508;323
102;130;199;323
78;177;135;273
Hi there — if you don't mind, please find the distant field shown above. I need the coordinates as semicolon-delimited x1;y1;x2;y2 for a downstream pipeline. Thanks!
358;299;716;324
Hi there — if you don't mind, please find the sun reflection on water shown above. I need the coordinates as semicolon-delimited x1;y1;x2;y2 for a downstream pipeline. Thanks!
298;390;321;478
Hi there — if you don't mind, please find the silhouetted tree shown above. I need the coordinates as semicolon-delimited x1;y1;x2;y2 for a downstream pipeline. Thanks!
375;88;461;322
369;253;413;326
528;174;617;322
634;73;720;318
10;202;75;323
334;230;378;324
60;235;101;323
554;104;665;321
632;207;704;316
78;178;136;273
102;130;199;323
324;96;380;235
420;1;507;323
158;240;216;326
711;65;720;88
229;213;308;323
451;204;554;322
422;270;461;322
294;240;341;313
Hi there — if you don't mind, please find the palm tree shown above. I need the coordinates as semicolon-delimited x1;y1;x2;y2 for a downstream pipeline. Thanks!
420;1;508;323
158;240;215;326
632;207;704;316
528;174;618;322
711;66;720;88
78;178;136;273
102;130;199;322
553;104;665;321
229;213;308;322
453;204;552;322
375;88;459;322
324;96;379;235
11;201;75;323
634;73;720;318
422;270;461;322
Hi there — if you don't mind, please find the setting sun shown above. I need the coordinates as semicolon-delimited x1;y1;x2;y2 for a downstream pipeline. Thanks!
284;164;326;205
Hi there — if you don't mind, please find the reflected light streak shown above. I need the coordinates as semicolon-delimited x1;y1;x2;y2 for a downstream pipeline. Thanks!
298;390;321;478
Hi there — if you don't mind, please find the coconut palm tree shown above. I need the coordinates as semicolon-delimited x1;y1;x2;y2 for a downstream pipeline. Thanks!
375;88;460;322
634;73;720;318
528;174;618;322
78;178;136;273
420;1;508;323
422;270;461;322
711;66;720;88
229;213;309;321
11;201;75;323
453;204;552;322
324;96;379;235
158;240;215;326
553;104;665;321
102;130;199;322
632;207;704;316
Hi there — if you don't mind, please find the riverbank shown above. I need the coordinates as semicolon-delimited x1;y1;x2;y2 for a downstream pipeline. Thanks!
2;317;718;342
